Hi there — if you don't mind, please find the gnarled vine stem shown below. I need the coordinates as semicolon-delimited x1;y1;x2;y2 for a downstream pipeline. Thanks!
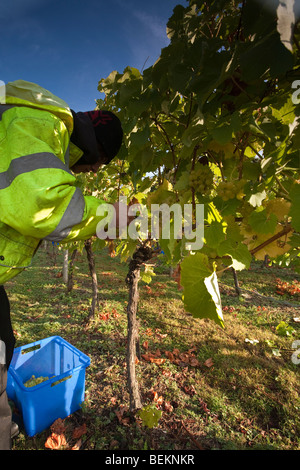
125;243;153;411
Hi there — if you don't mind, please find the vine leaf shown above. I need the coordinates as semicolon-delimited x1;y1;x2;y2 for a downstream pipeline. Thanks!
180;253;224;328
138;405;162;429
217;240;252;271
248;208;278;234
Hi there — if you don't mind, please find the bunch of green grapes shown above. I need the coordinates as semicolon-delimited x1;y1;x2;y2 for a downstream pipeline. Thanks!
217;179;246;201
24;375;51;387
189;165;214;195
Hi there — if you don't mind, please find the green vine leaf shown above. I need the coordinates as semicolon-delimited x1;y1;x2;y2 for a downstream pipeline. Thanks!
138;405;162;429
248;208;278;234
180;253;224;328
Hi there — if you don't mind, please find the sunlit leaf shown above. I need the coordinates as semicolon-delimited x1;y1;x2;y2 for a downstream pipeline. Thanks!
180;253;224;328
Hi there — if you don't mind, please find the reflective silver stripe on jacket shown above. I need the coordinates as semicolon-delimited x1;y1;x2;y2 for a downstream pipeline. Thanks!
45;187;85;242
0;153;73;190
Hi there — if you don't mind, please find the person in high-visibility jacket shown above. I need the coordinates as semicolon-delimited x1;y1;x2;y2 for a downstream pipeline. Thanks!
0;80;124;449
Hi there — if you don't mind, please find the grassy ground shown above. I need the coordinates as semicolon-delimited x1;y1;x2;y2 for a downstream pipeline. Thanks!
6;244;300;451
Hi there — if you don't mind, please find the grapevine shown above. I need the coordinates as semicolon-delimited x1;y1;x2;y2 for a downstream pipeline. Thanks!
97;0;300;332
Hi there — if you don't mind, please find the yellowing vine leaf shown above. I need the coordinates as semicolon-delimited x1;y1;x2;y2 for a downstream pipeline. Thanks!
264;198;291;222
147;179;174;206
241;224;292;260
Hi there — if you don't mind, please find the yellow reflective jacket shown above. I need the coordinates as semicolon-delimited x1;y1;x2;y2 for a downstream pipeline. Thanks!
0;80;109;283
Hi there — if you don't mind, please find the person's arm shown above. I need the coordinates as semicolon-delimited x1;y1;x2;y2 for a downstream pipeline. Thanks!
0;108;111;242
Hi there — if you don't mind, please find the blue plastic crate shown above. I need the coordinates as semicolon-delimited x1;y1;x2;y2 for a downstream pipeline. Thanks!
7;336;90;437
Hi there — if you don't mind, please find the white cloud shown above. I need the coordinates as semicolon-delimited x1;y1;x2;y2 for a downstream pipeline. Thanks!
115;3;170;71
132;10;169;46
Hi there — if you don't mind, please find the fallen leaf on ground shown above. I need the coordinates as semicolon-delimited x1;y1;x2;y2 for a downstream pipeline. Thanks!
72;423;87;440
204;358;214;368
141;353;152;362
163;401;174;413
115;405;130;426
145;328;153;336
182;384;196;396
50;418;67;434
150;357;166;365
99;312;110;321
189;357;201;367
156;395;164;405
45;432;67;450
71;439;82;450
112;308;120;318
155;329;168;340
152;391;164;405
165;351;175;361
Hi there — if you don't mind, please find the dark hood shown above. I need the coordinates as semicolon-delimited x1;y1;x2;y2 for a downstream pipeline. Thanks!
70;109;123;166
70;110;100;165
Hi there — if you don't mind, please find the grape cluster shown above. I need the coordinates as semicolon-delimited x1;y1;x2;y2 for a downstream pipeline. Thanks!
217;179;246;201
24;375;51;387
189;165;214;195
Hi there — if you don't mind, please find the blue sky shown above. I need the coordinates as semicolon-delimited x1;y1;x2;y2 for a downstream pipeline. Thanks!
0;0;185;111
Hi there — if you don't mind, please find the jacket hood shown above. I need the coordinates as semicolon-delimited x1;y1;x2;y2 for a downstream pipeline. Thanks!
4;80;85;168
5;80;74;135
